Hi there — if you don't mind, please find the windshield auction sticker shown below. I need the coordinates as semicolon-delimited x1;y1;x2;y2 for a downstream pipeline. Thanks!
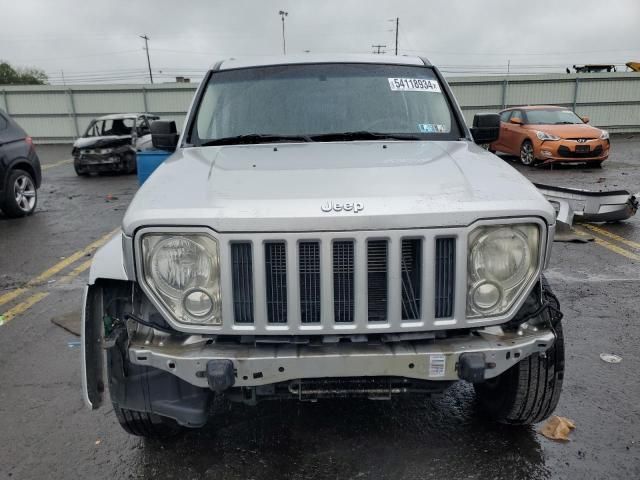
388;78;441;92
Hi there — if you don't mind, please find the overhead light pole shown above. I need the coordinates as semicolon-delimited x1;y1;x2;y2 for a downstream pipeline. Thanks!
279;10;288;55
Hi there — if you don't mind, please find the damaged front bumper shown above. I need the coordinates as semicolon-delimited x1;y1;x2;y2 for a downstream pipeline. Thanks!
127;327;555;390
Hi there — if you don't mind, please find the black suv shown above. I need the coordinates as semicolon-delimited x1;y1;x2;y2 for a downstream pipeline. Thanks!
0;110;41;217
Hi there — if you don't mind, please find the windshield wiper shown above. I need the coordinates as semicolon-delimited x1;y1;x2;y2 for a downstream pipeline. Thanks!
309;131;423;142
554;121;576;125
201;133;312;146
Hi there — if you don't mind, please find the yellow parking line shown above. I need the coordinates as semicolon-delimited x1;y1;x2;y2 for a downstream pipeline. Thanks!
0;227;119;308
0;292;50;326
58;259;93;285
575;227;640;261
42;158;73;170
583;224;640;251
29;228;119;287
0;287;29;307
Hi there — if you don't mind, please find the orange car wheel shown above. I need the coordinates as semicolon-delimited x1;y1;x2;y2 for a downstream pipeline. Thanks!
520;140;536;166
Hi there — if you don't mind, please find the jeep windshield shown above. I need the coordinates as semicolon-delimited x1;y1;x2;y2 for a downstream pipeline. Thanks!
188;63;461;146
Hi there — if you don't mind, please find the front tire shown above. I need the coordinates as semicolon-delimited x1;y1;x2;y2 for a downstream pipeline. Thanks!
2;169;38;217
475;321;564;425
520;140;537;166
113;403;182;438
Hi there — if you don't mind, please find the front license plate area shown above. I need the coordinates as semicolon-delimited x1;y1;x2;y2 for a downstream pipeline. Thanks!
575;145;590;153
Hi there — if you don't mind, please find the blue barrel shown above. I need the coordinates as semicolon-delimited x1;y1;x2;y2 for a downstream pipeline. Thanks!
136;150;171;185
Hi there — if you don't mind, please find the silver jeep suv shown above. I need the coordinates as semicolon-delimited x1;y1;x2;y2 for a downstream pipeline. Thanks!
82;55;564;437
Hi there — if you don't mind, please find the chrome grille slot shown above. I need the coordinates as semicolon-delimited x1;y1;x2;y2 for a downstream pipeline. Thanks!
265;242;287;323
401;239;422;320
299;241;321;323
231;242;254;323
367;240;388;321
435;237;456;318
333;240;355;323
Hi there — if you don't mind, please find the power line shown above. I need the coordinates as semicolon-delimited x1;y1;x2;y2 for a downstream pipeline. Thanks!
139;34;153;84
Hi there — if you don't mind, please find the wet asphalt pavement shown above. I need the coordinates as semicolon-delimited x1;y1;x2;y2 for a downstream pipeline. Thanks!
0;139;639;479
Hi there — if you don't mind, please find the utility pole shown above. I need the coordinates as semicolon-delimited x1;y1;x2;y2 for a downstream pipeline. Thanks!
139;34;154;84
388;18;399;55
394;17;399;55
279;10;288;55
372;44;387;54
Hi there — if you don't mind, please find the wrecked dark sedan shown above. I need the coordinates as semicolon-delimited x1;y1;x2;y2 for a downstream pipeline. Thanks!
72;113;159;175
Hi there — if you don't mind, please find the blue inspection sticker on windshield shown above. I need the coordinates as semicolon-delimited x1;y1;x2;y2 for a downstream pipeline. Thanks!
418;123;446;133
389;78;441;92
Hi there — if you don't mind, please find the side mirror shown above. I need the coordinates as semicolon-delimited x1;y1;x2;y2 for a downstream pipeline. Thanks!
150;120;179;152
581;116;590;124
471;113;500;144
509;117;524;125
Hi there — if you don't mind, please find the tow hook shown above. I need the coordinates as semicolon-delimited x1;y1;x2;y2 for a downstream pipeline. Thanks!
206;360;235;392
457;353;490;383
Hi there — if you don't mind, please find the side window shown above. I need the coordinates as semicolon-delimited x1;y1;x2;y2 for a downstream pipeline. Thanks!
499;111;511;123
510;110;523;122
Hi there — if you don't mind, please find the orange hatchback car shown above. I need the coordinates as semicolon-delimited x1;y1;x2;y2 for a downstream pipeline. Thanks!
490;106;610;167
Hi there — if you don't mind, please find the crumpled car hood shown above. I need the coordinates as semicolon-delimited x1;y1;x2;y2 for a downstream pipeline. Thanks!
73;135;132;149
122;140;555;234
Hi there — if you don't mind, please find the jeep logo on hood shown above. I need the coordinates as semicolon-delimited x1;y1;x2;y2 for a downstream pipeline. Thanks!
321;201;364;213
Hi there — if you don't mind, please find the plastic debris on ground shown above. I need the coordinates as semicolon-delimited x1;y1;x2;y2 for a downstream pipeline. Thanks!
600;353;622;363
539;415;576;442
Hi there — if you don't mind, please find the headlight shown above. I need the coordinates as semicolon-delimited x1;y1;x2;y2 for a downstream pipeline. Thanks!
536;131;560;141
99;148;113;154
141;234;221;325
600;130;609;140
467;224;540;318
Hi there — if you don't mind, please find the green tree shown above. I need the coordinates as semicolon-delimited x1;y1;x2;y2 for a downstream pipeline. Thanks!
0;61;48;85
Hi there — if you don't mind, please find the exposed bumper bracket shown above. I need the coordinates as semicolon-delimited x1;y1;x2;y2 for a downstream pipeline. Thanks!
129;328;556;388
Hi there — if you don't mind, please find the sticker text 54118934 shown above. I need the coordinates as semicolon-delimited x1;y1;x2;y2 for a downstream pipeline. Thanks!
388;78;441;92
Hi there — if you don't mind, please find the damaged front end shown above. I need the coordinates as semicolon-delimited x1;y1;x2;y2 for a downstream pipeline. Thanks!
72;136;136;175
82;273;562;427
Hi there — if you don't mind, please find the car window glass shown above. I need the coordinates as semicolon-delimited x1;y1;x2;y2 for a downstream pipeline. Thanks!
194;63;460;142
510;110;523;122
0;115;7;130
102;118;134;135
499;111;511;123
525;109;583;125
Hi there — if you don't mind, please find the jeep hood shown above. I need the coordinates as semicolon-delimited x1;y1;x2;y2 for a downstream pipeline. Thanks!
122;141;555;234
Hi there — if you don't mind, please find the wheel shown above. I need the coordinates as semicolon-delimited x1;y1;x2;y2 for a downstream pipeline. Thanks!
474;319;564;425
519;140;537;166
112;403;182;438
74;158;90;176
589;160;604;168
2;169;38;217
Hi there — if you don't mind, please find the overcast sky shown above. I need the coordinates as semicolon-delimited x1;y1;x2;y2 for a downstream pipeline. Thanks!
1;0;638;84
